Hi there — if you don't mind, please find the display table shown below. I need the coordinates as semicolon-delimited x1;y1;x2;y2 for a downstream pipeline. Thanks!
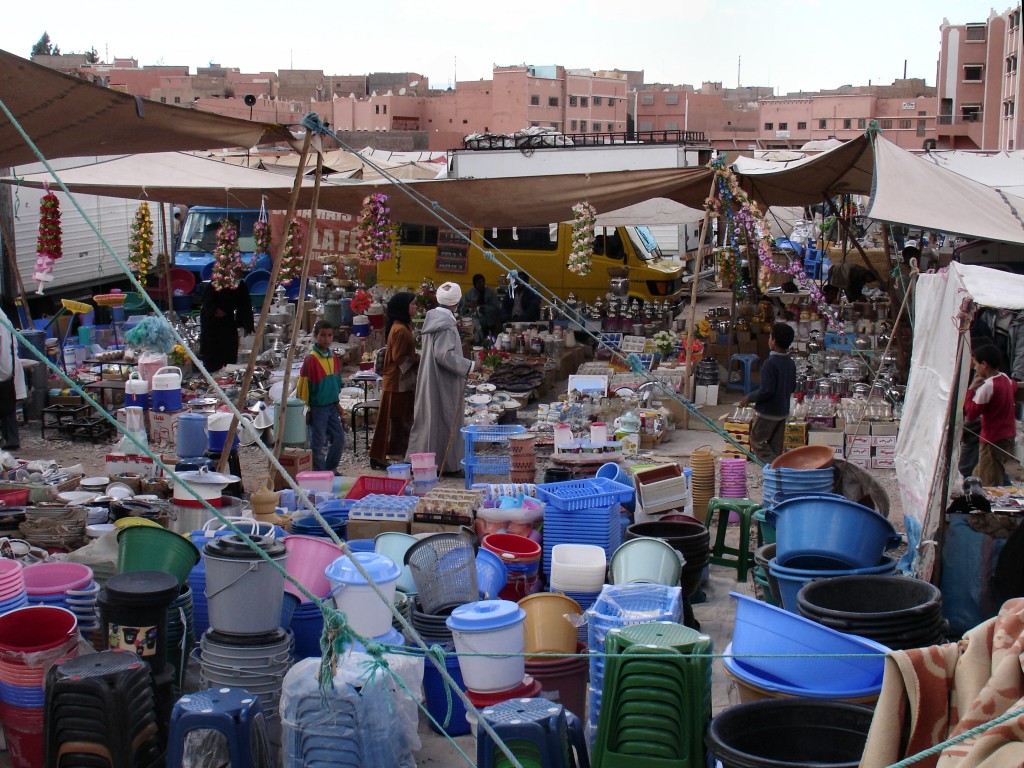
83;380;126;412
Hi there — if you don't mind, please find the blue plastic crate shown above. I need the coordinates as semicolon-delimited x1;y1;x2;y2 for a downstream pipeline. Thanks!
599;333;623;350
461;455;513;490
461;424;526;458
536;477;634;511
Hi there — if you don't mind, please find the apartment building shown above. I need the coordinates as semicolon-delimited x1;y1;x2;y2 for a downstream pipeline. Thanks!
936;6;1023;150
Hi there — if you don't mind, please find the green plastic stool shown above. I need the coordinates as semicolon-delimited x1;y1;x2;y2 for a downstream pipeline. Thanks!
704;497;763;582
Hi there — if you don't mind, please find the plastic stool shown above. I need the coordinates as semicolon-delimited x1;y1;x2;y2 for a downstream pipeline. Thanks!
803;247;823;279
477;697;590;768
703;497;763;582
725;354;760;395
167;686;273;768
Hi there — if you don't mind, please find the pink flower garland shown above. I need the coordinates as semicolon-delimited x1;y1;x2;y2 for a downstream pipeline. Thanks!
210;221;243;291
354;193;396;265
280;221;303;284
254;218;272;257
705;158;841;330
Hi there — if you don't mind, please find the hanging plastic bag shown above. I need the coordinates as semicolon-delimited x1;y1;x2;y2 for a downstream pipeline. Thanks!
118;406;149;455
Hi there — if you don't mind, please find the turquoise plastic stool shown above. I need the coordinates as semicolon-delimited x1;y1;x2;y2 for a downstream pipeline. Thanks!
477;697;590;768
167;686;272;768
704;497;763;582
726;354;761;395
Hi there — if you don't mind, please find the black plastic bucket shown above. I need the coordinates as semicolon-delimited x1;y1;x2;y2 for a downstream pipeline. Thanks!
797;575;945;650
708;698;874;768
98;571;180;670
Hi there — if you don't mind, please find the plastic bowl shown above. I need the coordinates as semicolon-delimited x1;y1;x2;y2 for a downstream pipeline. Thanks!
21;563;93;596
609;537;683;586
770;445;836;471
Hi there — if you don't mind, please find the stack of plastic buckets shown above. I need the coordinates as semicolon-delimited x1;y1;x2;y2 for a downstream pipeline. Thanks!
200;532;290;745
482;533;542;600
0;606;81;768
409;453;438;496
520;593;588;721
0;559;28;616
22;563;97;635
549;543;607;644
283;535;345;658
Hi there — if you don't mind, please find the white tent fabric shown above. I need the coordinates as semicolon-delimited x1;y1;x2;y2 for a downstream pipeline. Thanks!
918;150;1024;197
593;198;706;227
897;262;1024;580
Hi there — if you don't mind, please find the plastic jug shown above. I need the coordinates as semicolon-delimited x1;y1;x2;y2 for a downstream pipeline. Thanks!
125;371;150;410
207;411;238;453
275;398;307;447
151;366;182;390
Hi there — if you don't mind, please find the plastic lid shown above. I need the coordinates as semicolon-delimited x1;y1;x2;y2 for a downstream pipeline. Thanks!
203;533;285;559
445;600;525;632
324;552;401;585
103;571;180;604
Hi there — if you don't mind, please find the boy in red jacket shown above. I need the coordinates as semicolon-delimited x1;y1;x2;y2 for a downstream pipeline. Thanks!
964;343;1017;487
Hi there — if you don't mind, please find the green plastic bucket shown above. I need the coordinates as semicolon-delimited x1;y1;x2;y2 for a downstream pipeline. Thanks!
117;525;201;588
754;509;775;545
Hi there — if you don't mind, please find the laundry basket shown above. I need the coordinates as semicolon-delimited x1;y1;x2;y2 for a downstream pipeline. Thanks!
404;528;479;615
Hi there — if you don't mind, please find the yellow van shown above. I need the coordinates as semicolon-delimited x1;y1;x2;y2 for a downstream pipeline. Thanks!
376;223;689;304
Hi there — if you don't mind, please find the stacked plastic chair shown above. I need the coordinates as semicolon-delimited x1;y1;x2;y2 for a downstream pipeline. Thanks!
167;686;273;767
593;621;712;768
536;478;633;577
585;584;682;740
45;649;169;767
476;697;590;768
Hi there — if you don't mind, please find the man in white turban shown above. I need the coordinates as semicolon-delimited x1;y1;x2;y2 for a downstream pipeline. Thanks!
406;282;478;476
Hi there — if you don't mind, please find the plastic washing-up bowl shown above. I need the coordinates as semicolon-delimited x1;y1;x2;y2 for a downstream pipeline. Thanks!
609;537;682;586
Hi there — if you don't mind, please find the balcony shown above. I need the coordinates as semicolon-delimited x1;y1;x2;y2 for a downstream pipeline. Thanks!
935;112;985;149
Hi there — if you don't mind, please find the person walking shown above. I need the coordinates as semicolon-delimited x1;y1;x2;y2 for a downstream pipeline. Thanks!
407;282;478;476
199;281;254;373
0;306;26;451
965;343;1017;487
740;323;797;465
297;320;345;473
369;292;419;470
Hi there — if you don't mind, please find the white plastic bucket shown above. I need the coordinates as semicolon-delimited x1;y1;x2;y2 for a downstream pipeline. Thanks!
446;600;526;693
325;553;401;638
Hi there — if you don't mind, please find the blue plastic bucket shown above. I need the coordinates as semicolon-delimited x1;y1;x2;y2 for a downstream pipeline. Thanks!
768;556;899;612
597;463;635;513
290;601;325;658
177;414;208;457
422;646;470;736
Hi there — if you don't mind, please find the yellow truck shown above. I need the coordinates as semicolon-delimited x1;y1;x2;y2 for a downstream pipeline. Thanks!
377;223;690;304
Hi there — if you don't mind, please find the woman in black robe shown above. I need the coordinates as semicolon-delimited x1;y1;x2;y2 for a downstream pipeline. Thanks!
199;282;255;372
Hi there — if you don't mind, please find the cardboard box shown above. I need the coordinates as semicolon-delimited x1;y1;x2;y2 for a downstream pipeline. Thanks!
844;422;871;436
845;435;871;448
872;457;895;469
808;431;844;447
105;453;159;479
872;436;897;448
148;409;182;449
411;522;464;536
48;394;85;407
272;448;313;489
871;423;900;437
806;416;836;429
347;519;410;539
874;447;896;459
847;446;872;460
849;457;872;469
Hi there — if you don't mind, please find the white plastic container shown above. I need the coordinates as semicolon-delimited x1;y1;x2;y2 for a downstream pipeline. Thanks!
325;553;401;637
296;471;335;494
412;465;438;482
409;452;436;470
550;543;608;593
446;600;526;693
151;366;183;390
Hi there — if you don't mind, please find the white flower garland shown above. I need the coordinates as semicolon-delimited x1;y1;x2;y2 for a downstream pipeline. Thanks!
568;201;597;276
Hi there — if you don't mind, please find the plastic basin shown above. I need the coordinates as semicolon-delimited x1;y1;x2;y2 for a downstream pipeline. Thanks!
21;563;93;596
769;556;899;612
609;537;683;585
768;494;899;569
518;592;581;657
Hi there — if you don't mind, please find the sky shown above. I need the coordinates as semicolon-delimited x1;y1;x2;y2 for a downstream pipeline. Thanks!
0;0;1008;95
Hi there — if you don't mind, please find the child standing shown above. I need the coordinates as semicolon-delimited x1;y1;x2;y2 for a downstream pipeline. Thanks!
297;320;345;473
964;343;1017;487
740;323;797;464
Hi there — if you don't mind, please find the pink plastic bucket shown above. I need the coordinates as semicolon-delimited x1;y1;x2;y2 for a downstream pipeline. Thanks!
0;702;44;768
22;562;93;596
283;535;344;602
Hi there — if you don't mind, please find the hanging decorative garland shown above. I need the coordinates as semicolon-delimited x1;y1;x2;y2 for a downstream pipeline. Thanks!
210;220;243;291
280;220;304;284
253;217;272;260
33;187;63;293
128;202;154;284
704;157;841;329
568;201;597;276
353;193;397;265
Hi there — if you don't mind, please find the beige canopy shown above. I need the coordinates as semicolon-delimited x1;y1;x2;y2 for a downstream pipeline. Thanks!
0;48;295;168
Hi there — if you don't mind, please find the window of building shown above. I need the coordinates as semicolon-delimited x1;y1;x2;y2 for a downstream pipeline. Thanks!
843;118;852;129
962;105;981;122
593;122;601;131
160;97;167;103
880;118;893;129
764;122;774;130
1008;55;1018;74
571;119;578;130
666;121;678;130
551;122;558;129
548;96;559;107
964;65;984;81
665;93;679;105
899;119;912;129
581;120;587;131
174;96;181;104
1006;100;1016;117
530;94;539;106
917;119;926;136
966;24;986;41
375;105;380;114
607;98;614;106
797;121;807;130
856;118;866;129
593;96;602;106
775;122;785;130
640;94;655;105
818;118;827;129
581;97;588;107
569;96;578;107
638;121;654;131
383;105;387;114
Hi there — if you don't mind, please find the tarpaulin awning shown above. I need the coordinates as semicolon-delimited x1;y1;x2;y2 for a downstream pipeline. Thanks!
2;152;715;227
0;48;295;168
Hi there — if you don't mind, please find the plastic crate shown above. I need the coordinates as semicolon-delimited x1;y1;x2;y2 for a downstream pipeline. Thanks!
461;424;526;458
461;455;513;490
344;475;409;500
536;477;634;511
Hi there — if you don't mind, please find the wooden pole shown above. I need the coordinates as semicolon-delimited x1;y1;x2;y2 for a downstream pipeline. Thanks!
273;153;324;457
159;203;173;314
826;197;875;276
682;176;719;430
216;132;313;473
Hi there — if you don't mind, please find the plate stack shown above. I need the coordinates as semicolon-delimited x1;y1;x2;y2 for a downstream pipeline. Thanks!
689;449;717;520
19;506;88;550
718;458;748;499
0;559;27;616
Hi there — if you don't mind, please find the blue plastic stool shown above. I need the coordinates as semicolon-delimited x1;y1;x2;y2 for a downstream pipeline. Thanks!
167;686;272;768
726;354;761;394
803;247;824;279
477;697;590;768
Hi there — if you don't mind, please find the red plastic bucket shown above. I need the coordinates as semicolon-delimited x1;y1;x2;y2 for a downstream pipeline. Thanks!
525;642;589;721
482;533;542;563
0;606;77;658
0;702;44;768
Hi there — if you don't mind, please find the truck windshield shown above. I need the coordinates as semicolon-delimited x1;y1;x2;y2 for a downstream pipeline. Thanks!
179;210;260;253
628;226;664;261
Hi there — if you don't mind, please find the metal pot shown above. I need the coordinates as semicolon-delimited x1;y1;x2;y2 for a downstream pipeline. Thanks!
609;277;629;297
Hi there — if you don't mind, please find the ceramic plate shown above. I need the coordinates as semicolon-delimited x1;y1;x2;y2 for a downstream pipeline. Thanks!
58;491;97;505
80;476;110;489
476;383;496;393
468;394;492;405
105;483;134;499
503;400;521;410
491;392;511;403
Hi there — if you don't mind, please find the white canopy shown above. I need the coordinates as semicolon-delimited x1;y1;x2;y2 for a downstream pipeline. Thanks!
897;262;1024;580
917;150;1024;197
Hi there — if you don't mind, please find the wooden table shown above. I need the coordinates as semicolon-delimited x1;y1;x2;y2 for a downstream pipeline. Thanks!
83;380;126;412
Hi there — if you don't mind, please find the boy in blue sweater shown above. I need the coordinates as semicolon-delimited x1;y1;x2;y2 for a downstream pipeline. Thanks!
740;323;797;464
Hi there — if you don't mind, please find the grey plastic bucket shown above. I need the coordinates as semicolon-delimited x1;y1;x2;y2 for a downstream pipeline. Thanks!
203;535;288;635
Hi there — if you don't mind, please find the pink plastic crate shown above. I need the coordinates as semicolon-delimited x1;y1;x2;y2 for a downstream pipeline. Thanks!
410;453;436;470
344;475;409;500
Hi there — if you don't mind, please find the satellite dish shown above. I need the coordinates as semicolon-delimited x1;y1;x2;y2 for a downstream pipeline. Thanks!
386;90;393;96
399;87;406;95
409;80;419;88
